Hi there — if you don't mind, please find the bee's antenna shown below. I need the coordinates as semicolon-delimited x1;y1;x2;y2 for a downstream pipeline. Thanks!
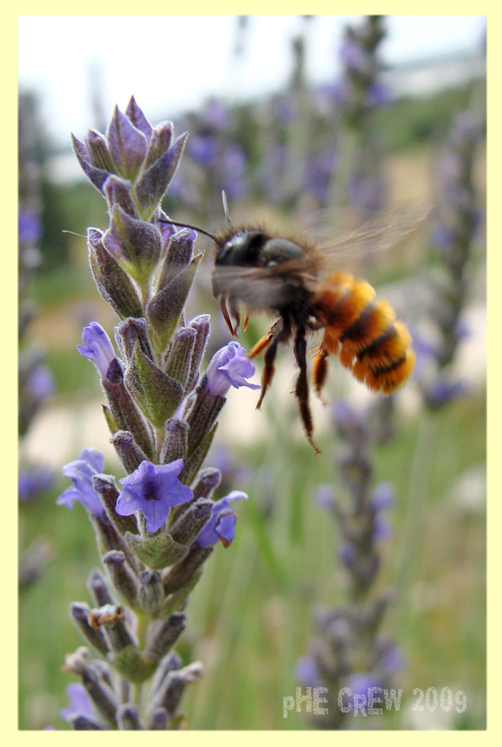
62;229;86;239
157;217;222;246
222;190;232;226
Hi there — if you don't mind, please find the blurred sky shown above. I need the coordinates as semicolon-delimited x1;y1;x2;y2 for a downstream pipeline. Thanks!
18;14;486;149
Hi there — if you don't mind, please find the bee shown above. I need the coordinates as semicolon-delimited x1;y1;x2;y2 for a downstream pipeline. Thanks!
160;205;416;454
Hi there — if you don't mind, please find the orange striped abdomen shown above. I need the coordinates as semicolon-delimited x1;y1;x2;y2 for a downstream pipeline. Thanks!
312;271;415;395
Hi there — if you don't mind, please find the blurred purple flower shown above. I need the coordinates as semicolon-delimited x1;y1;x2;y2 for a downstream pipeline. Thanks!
195;490;248;549
370;482;394;512
116;459;193;533
57;448;105;518
77;322;116;378
205;98;230;129
432;224;454;249
373;514;391;541
339;38;368;73
18;208;42;245
188;135;219;166
346;672;382;698
367;82;390;107
28;363;55;400
340;542;356;567
206;342;260;397
18;466;55;502
376;642;405;678
60;682;94;722
314;484;337;511
426;378;469;408
295;656;321;687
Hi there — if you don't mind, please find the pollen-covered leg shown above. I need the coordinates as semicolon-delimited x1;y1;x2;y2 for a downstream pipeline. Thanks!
249;321;280;359
255;337;280;410
311;344;329;401
251;320;288;410
294;331;321;455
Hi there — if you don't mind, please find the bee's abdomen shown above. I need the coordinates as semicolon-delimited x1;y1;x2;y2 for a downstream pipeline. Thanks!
313;271;415;394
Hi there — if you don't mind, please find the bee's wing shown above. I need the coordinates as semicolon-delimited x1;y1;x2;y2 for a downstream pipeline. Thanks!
302;202;432;271
211;257;318;309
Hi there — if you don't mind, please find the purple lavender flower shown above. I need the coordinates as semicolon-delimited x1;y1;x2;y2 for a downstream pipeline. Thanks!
426;378;469;409
57;448;105;518
314;485;337;511
60;682;94;722
18;207;42;245
18;466;55;502
195;490;248;549
370;482;394;512
77;322;116;378
28;363;55;400
295;656;321;687
206;342;260;397
346;672;382;699
115;459;193;533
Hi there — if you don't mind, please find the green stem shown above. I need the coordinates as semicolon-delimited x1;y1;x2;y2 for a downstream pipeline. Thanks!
394;409;437;631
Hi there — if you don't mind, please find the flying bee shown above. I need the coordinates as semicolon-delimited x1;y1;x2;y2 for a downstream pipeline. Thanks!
160;202;418;454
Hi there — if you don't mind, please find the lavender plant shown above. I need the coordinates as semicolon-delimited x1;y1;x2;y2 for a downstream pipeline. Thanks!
419;110;483;409
55;98;257;729
18;91;56;587
297;399;403;729
329;15;388;217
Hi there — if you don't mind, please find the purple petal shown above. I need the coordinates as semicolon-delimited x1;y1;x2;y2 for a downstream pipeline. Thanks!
116;460;193;533
60;683;94;721
77;322;116;378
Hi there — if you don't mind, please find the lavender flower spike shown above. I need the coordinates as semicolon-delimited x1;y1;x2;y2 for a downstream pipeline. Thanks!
115;459;193;533
206;342;260;397
77;322;116;378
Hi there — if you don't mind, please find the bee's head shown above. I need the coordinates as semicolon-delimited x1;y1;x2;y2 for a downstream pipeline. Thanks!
214;230;269;267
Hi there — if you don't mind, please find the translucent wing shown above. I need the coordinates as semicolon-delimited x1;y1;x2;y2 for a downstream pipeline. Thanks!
302;202;432;271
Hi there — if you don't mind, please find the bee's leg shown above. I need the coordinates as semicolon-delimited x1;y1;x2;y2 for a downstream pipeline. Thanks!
249;320;281;359
228;296;241;335
220;295;237;337
251;320;287;410
311;344;329;401
294;329;321;455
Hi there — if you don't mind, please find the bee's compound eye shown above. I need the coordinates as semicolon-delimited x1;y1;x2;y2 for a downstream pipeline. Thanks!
259;238;304;266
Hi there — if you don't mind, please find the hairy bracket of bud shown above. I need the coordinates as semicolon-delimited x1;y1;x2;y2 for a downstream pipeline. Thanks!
114;317;153;363
104;205;163;288
103;551;140;609
107;105;148;182
138;570;164;616
101;362;154;458
159;418;189;465
146;253;202;355
87;228;143;320
146;612;186;662
165;327;196;389
110;430;148;475
124;345;184;429
124;531;189;571
70;603;110;657
136;133;188;218
154;227;195;289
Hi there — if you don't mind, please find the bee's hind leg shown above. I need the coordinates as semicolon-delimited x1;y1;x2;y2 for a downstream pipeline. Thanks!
294;329;321;455
311;344;329;402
